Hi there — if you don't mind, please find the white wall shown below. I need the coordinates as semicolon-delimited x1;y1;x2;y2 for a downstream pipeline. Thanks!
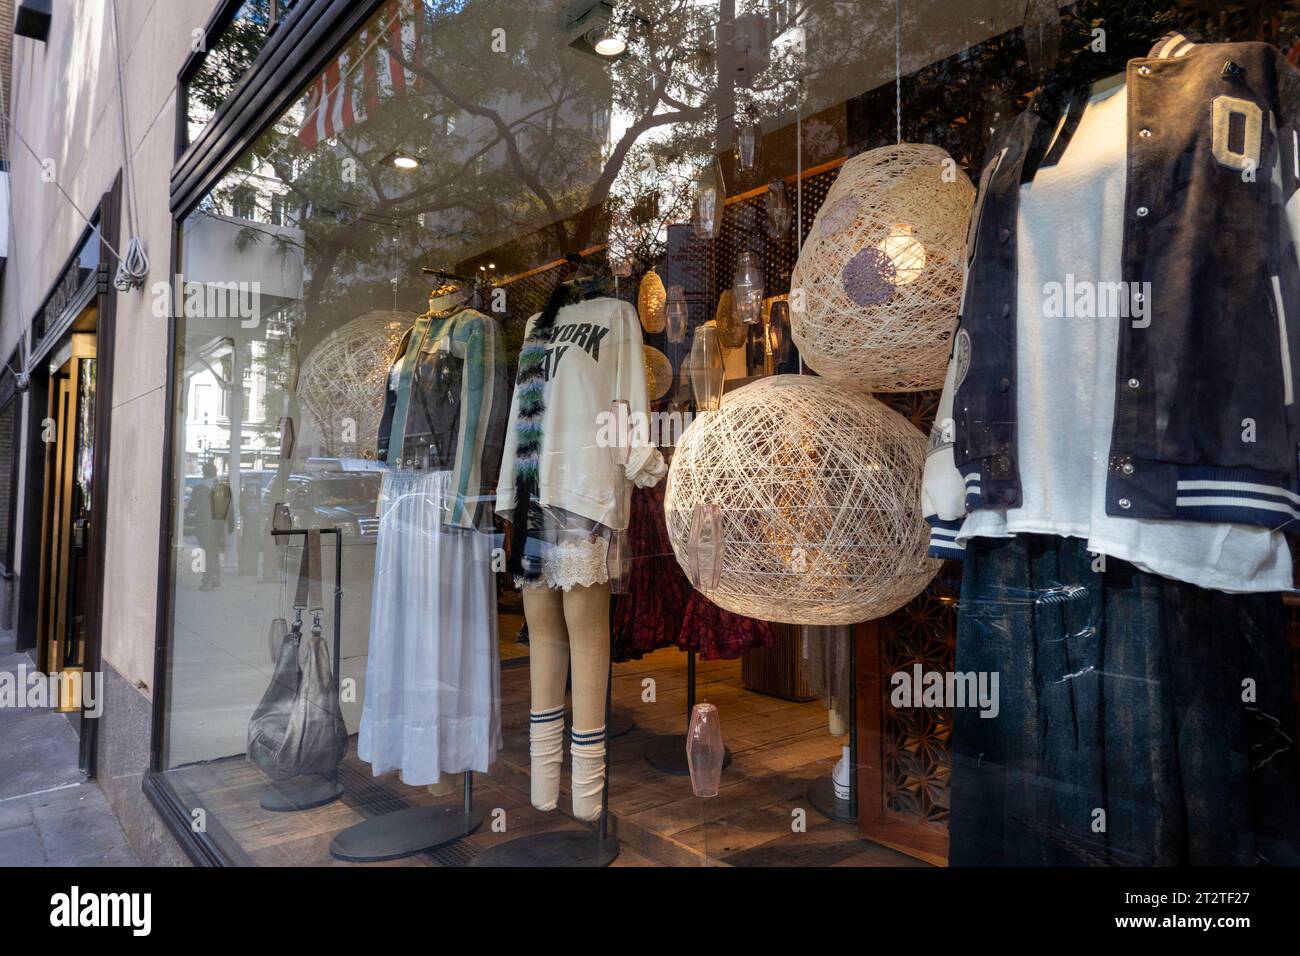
1;0;221;691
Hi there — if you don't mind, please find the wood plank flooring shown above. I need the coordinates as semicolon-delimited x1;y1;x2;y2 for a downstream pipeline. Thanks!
163;646;924;867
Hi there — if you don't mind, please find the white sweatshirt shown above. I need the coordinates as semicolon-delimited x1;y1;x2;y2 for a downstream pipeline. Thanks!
496;296;666;531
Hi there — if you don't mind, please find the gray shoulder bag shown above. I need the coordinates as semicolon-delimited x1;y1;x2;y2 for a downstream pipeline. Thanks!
247;529;348;780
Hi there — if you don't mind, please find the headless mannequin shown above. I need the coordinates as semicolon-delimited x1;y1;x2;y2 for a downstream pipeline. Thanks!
419;279;477;799
525;582;611;821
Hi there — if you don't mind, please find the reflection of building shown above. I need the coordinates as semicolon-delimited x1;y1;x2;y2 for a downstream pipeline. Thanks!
183;337;277;477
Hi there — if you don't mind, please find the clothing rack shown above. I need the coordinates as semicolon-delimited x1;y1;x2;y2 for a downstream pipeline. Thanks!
643;649;733;776
260;526;345;812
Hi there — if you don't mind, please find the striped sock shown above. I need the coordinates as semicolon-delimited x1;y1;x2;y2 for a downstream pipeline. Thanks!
570;726;607;822
529;706;565;812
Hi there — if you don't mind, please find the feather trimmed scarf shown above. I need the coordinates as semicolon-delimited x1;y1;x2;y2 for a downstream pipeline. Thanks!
508;282;570;580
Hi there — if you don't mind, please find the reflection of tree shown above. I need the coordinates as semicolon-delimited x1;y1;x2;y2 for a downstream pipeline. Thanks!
206;0;866;351
187;1;274;143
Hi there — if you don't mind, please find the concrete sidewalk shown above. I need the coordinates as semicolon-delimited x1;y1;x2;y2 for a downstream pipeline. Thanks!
0;628;138;866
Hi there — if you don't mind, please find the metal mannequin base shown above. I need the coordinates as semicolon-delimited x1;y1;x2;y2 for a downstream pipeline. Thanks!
643;735;732;777
329;805;483;862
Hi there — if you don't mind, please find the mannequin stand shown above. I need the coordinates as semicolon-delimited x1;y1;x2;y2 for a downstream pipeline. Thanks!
470;658;619;867
330;773;483;861
644;650;732;776
608;707;636;738
807;627;858;824
261;527;345;812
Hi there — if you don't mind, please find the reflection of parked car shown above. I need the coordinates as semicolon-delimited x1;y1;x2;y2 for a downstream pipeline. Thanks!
184;471;275;536
265;471;383;537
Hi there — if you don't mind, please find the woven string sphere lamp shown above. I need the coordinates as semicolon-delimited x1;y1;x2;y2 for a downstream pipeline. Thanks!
789;143;974;392
298;310;415;457
664;375;940;625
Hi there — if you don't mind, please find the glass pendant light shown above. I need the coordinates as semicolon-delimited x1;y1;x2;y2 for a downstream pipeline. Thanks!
767;299;791;366
732;250;765;325
665;284;689;344
688;323;725;412
765;180;792;241
687;501;724;590
606;398;632;466
692;159;726;241
734;106;760;175
606;530;632;594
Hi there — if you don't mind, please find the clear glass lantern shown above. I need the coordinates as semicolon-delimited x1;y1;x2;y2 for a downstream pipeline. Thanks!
687;501;724;591
665;284;689;344
691;159;726;241
767;299;791;370
765;179;792;241
688;323;725;412
732;250;765;325
606;398;631;467
734;107;760;175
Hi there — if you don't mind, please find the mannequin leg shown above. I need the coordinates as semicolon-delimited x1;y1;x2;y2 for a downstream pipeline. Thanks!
523;587;569;812
563;582;611;822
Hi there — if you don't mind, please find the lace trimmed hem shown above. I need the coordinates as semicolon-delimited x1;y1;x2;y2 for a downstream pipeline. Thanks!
515;536;610;591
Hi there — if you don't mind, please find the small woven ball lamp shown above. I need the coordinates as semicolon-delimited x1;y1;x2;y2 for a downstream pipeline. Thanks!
664;374;940;625
644;345;673;401
638;268;667;334
299;310;415;456
789;143;974;392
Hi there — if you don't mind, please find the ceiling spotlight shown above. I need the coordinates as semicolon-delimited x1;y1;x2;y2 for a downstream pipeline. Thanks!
591;31;626;58
567;2;628;61
384;149;421;170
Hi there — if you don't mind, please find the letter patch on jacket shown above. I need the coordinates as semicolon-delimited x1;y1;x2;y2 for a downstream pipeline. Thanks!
1211;94;1263;172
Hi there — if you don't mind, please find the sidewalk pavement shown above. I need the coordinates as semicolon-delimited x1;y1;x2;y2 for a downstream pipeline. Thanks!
0;628;138;866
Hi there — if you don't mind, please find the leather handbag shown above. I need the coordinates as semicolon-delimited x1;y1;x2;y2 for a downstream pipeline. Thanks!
247;529;348;780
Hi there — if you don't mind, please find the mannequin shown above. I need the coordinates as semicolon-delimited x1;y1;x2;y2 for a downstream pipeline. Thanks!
362;274;507;789
523;582;611;820
498;277;666;821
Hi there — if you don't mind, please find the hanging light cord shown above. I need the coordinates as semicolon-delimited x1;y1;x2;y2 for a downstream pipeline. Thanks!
110;0;149;291
895;0;902;144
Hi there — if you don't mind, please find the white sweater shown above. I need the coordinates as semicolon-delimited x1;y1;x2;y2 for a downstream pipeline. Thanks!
496;297;666;531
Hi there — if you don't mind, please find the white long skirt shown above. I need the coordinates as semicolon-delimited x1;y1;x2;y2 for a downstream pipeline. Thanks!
359;469;501;783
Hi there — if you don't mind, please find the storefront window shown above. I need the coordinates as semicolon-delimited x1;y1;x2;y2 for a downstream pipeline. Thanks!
158;0;1300;867
184;0;303;148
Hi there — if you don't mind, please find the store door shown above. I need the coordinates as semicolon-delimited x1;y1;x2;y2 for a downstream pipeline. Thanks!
35;331;97;724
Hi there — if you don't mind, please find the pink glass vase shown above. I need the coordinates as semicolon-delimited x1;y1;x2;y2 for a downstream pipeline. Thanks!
687;703;725;797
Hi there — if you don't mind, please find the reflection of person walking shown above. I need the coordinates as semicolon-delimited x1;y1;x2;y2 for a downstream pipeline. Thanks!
197;462;234;591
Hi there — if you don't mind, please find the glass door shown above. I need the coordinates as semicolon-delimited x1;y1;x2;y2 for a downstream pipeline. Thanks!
36;332;96;719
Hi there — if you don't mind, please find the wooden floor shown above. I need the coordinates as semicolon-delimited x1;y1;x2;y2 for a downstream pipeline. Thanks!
165;646;924;867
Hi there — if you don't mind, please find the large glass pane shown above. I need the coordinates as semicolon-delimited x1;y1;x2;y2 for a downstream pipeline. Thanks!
158;0;1300;869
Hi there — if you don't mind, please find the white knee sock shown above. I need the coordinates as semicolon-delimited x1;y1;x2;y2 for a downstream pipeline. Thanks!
529;706;565;812
570;726;606;822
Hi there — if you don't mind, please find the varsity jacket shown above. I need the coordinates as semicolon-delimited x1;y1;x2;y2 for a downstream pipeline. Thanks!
496;296;666;532
376;306;508;530
923;33;1300;559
